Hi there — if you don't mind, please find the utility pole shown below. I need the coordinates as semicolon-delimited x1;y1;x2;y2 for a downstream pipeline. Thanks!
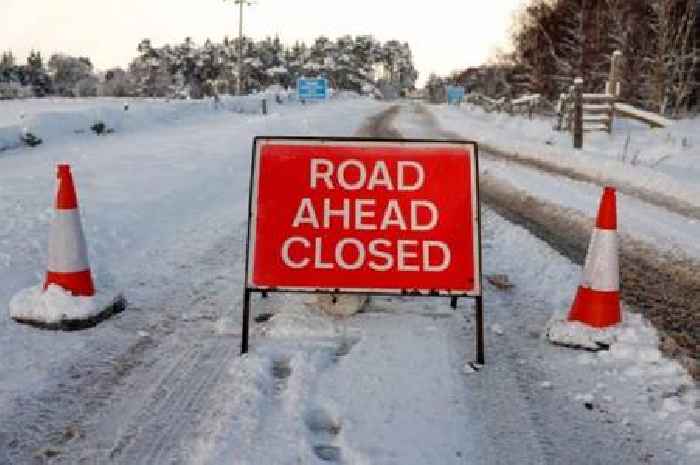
226;0;255;96
573;77;583;149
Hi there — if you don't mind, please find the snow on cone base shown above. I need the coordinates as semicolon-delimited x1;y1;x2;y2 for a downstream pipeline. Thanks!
546;318;618;351
9;284;126;330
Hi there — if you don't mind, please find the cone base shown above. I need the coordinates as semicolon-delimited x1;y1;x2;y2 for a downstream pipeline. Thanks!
568;286;621;328
45;270;95;297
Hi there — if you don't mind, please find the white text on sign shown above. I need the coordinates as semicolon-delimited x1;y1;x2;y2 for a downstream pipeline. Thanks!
280;158;451;273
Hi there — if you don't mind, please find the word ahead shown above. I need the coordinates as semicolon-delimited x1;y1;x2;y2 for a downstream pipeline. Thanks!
247;137;480;295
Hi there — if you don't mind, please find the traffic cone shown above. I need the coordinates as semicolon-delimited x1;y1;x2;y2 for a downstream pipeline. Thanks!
567;186;621;328
44;164;95;297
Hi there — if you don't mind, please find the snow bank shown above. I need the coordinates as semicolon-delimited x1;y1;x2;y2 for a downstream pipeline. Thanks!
0;93;351;153
430;104;700;211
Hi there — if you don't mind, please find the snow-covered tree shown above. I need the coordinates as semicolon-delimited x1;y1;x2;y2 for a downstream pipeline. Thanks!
99;68;136;97
119;34;417;97
510;0;699;113
426;73;446;103
605;0;652;106
647;0;698;115
48;54;96;97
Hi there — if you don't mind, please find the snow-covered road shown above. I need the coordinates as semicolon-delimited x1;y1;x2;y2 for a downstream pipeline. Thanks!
1;98;698;465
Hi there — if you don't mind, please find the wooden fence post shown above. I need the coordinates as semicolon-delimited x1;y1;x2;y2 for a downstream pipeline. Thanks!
609;50;623;98
573;77;583;149
555;95;563;130
607;51;622;134
567;86;575;131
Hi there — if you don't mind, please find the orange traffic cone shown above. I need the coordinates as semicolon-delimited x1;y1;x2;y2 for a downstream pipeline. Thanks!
44;164;95;296
567;186;621;328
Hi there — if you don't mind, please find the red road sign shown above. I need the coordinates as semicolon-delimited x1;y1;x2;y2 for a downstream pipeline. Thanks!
247;137;480;296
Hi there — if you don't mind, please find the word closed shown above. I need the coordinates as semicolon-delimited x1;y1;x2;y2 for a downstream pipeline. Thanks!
248;138;480;295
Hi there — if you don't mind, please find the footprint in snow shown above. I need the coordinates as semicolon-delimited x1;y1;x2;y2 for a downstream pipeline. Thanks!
305;407;343;462
271;357;292;394
314;445;342;462
335;337;359;358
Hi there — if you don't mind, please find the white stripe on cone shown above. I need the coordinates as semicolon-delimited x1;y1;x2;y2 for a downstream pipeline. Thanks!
581;228;619;292
47;210;90;273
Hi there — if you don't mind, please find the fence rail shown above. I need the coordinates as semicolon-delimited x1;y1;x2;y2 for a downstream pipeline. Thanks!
465;92;541;119
555;51;623;148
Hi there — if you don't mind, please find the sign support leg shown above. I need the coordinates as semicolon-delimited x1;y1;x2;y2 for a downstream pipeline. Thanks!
450;297;458;309
241;289;251;355
475;296;485;364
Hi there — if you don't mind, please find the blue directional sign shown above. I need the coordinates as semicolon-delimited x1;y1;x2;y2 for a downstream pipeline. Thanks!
447;85;465;105
297;78;329;100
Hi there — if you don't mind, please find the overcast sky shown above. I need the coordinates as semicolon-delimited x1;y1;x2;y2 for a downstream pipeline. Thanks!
1;0;525;85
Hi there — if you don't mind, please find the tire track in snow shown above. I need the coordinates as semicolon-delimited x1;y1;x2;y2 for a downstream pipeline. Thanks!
355;104;402;138
79;221;246;465
108;341;238;465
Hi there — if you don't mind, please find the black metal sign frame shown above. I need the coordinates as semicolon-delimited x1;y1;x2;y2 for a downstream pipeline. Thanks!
240;136;484;365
